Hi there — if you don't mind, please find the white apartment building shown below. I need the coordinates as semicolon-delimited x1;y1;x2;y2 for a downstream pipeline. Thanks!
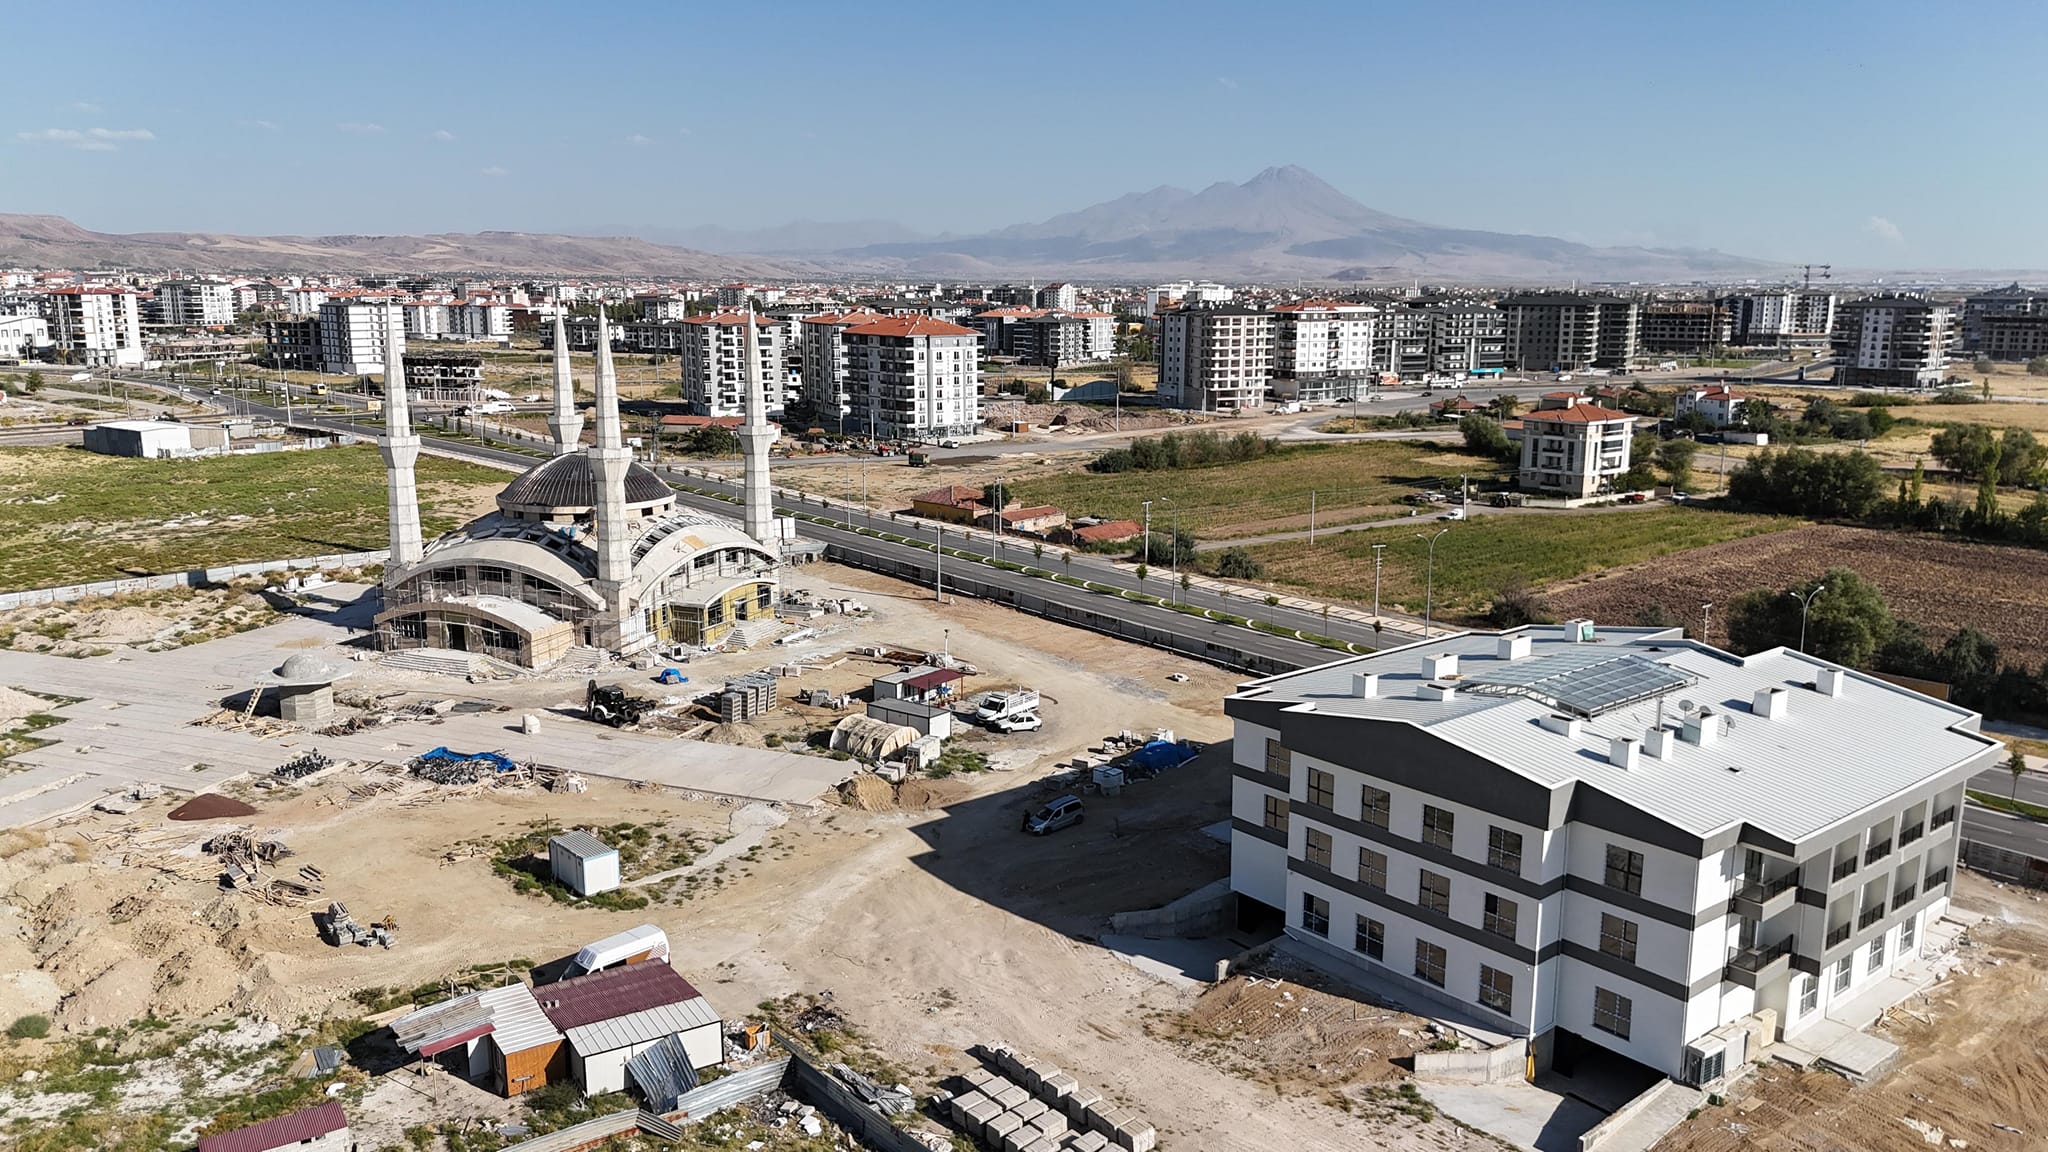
797;309;888;425
679;311;791;417
1721;291;1837;347
1518;394;1636;499
638;294;692;322
1035;282;1079;311
1228;623;1986;1085
42;287;145;368
838;315;981;440
448;303;512;343
1158;304;1273;411
403;302;452;341
1272;300;1376;402
0;315;48;363
1831;296;1954;390
317;300;403;376
284;287;329;317
155;279;236;327
1673;385;1751;429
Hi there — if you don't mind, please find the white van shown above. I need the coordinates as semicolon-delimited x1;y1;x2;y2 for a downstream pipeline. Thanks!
565;924;670;977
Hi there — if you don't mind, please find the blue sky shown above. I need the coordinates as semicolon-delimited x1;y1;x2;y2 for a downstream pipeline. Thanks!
3;0;2043;267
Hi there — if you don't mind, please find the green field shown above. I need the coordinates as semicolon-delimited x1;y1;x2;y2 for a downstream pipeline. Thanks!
1007;440;1502;541
0;444;510;591
1246;507;1798;619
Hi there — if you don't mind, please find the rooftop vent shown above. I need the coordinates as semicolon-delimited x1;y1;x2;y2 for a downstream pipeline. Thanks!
1418;681;1458;702
1539;713;1582;738
1815;667;1846;698
1562;619;1595;643
1423;652;1460;680
1682;708;1721;747
1609;735;1640;770
1644;726;1676;759
1497;634;1533;661
1751;686;1788;720
1351;672;1380;699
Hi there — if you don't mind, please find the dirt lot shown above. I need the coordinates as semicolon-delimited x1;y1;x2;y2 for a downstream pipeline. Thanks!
1657;874;2048;1152
1541;522;2048;663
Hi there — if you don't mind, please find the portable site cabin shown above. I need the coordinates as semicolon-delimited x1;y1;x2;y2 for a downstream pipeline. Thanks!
548;830;621;897
535;960;724;1095
867;697;954;740
568;924;670;977
388;984;566;1097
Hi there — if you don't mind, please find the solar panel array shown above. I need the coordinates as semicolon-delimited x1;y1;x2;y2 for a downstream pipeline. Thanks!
1460;649;1697;716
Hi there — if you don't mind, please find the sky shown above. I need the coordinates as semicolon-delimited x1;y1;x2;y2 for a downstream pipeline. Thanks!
3;0;2045;268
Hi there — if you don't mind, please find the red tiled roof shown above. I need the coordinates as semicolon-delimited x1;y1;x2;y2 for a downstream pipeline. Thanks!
1541;390;1580;399
801;309;886;326
997;505;1061;522
844;315;978;338
973;306;1042;319
536;960;703;1031
681;310;776;327
911;485;985;508
1072;519;1141;542
1525;404;1633;424
198;1103;348;1152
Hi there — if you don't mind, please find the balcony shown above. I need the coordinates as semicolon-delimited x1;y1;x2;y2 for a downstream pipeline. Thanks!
1865;839;1892;866
1931;807;1957;830
1724;938;1795;988
1733;871;1801;920
1859;904;1886;930
1831;857;1858;884
1892;884;1917;911
1900;823;1925;847
1826;922;1852;949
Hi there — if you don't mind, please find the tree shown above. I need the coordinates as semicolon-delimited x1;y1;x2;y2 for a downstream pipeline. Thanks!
1488;576;1552;627
1214;547;1264;580
1930;423;2000;478
1724;567;1896;667
1909;458;1925;507
2029;356;2048;377
1489;394;1521;420
1032;541;1044;564
2009;744;2029;800
1726;447;1886;519
1613;461;1661;492
1999;427;2048;486
1976;441;2005;525
1460;414;1514;461
22;369;42;394
1655;439;1698;491
1060;551;1072;576
1738;398;1776;428
1180;572;1192;598
1976;358;1998;376
1130;528;1196;566
1134;563;1149;591
981;481;1008;509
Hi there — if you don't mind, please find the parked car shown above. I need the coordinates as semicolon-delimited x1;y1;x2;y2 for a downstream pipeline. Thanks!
1438;508;1466;521
1621;492;1649;504
1022;795;1084;835
940;439;961;449
991;712;1042;733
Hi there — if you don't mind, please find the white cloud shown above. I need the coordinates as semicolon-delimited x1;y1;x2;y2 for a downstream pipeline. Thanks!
17;127;154;152
676;127;693;137
250;119;278;131
479;165;509;177
336;121;384;134
1217;76;1239;89
1864;215;1904;244
70;101;102;113
625;133;654;147
430;128;457;141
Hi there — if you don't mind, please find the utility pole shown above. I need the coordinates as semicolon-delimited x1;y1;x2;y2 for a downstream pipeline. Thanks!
935;525;944;602
1700;602;1713;642
1371;543;1386;622
1169;506;1179;603
1309;490;1316;546
1141;499;1153;565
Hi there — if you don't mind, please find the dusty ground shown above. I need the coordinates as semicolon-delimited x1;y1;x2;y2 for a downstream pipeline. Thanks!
0;582;287;661
1656;873;2048;1152
1541;522;2048;663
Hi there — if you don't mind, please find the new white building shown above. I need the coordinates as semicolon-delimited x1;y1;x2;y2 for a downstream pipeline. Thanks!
42;287;145;368
1158;304;1272;411
680;310;791;417
1721;291;1837;347
284;287;328;317
318;300;403;375
449;302;512;343
0;315;48;363
1228;623;1986;1085
1518;394;1636;499
156;279;237;327
1272;300;1377;401
1831;295;1954;390
797;308;888;425
838;314;981;440
1674;385;1752;429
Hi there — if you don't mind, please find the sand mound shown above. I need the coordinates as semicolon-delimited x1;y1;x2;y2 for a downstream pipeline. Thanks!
839;774;897;812
169;794;259;821
153;942;244;1018
895;779;962;811
56;955;160;1032
67;607;178;645
699;722;767;748
0;685;49;724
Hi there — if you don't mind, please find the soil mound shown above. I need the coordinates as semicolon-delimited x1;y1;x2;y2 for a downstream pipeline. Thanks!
839;774;897;812
169;794;258;821
699;722;767;748
0;685;50;724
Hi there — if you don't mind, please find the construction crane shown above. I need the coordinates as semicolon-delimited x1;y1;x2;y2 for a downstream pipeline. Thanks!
1801;264;1833;290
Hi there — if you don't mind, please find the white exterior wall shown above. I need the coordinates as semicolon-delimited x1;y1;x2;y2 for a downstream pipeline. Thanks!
577;1024;723;1095
44;290;145;368
319;301;403;375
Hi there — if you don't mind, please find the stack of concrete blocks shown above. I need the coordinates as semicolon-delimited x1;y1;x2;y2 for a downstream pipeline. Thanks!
946;1043;1153;1152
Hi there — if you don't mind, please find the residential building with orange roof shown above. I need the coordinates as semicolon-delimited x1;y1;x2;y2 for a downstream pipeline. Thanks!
797;308;889;425
41;285;145;367
1518;394;1637;498
839;314;982;440
679;310;791;417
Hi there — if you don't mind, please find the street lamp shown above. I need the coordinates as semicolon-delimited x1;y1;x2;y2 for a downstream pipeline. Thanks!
1790;584;1826;653
1140;499;1154;566
1417;528;1449;639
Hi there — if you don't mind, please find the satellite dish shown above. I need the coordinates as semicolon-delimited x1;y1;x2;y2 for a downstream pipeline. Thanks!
1678;699;1698;714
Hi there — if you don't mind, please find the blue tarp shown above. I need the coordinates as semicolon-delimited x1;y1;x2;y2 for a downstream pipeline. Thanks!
418;746;516;774
1124;739;1199;774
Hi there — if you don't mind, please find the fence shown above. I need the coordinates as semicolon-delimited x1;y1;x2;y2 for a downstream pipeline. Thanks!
1412;1037;1527;1085
671;1057;792;1121
0;549;389;612
497;1059;790;1152
1962;838;2048;887
773;1030;940;1152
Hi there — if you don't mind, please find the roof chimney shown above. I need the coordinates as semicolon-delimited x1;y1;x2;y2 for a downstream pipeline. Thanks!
1682;708;1720;746
1644;726;1676;759
1608;736;1640;770
1351;672;1380;699
1423;652;1459;679
1751;686;1787;720
1418;681;1458;702
1539;713;1582;738
1497;634;1532;661
1815;667;1846;698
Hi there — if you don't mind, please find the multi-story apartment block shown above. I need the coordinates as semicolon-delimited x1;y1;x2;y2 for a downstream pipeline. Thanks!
1959;283;2048;350
156;279;236;327
1720;291;1837;347
317;300;403;376
284;287;329;317
1831;295;1954;389
1158;304;1273;411
448;303;512;343
262;318;321;370
679;311;791;417
1423;303;1509;377
403;302;452;341
637;294;693;323
1638;301;1732;356
42;287;145;368
1381;307;1434;380
966;307;1114;366
797;309;887;424
1227;623;1986;1084
1518;394;1636;498
1499;294;1640;371
1035;283;1079;312
1980;313;2048;362
1271;301;1377;402
0;315;48;363
838;315;981;440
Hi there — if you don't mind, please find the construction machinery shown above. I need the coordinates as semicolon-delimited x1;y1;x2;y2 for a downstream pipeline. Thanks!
587;679;657;728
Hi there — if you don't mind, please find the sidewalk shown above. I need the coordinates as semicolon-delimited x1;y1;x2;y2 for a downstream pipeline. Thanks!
1771;911;1980;1080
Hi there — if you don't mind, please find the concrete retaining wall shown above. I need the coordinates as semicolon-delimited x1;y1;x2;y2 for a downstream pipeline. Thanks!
0;549;388;611
1108;878;1232;936
774;1030;936;1152
1962;839;2048;887
1413;1038;1527;1085
1578;1078;1691;1152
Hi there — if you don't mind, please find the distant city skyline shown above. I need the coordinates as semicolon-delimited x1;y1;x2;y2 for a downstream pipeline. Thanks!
4;0;2046;268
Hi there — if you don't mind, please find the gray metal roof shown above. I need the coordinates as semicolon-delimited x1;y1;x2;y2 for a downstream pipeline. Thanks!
549;830;616;860
564;997;721;1054
624;1033;700;1112
477;984;564;1054
1236;624;1997;844
498;453;672;512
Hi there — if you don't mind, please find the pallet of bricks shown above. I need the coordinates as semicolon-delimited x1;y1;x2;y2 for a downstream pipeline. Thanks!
942;1042;1155;1152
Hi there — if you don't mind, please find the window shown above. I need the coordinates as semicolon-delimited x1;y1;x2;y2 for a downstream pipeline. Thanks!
1362;786;1391;829
1355;915;1384;960
1900;916;1916;954
1605;845;1645;896
1592;988;1632;1039
1599;914;1639;964
1358;847;1388;890
1304;828;1332;870
1418;870;1451;916
1422;805;1456;851
1833;956;1853;994
1301;892;1329;936
1866;935;1886;974
1306;768;1335;810
1487;827;1524;876
1478;965;1514;1015
1483;893;1518;940
1415;939;1447;986
1264;737;1289;778
1798;975;1819;1017
1263;796;1289;834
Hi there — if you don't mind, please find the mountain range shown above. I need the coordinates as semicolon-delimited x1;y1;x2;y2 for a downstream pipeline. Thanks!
3;166;1787;281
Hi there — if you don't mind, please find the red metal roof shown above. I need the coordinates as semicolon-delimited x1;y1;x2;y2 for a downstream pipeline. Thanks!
536;960;704;1031
844;315;978;338
198;1103;348;1152
911;485;984;508
416;1021;495;1057
903;668;965;692
1525;404;1633;424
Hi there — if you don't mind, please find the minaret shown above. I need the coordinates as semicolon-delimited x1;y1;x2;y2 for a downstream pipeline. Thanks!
378;304;424;581
587;312;640;648
546;312;583;454
738;307;779;554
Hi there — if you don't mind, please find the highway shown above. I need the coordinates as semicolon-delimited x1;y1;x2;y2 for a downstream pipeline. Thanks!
1965;764;2048;861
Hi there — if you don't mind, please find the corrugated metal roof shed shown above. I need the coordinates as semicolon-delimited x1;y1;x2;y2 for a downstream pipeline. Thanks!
549;830;616;860
197;1102;347;1152
903;668;964;692
537;960;706;1030
565;998;722;1054
478;984;564;1055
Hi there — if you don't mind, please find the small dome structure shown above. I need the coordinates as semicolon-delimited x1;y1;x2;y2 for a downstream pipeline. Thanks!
276;653;343;685
496;455;673;521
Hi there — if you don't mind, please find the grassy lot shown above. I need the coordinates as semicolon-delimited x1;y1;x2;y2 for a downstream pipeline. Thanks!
1245;506;1798;619
1008;440;1504;541
0;444;508;590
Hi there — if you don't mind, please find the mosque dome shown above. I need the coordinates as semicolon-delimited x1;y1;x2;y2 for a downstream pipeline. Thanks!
496;454;674;520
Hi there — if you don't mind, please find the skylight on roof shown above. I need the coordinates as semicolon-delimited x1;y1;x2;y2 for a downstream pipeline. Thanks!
1460;650;1697;717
